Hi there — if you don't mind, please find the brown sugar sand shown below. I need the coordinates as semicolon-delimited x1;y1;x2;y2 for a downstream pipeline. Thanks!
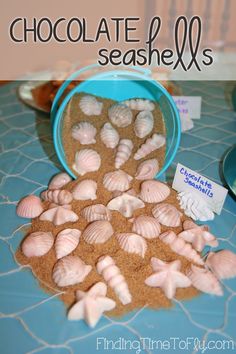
16;93;199;318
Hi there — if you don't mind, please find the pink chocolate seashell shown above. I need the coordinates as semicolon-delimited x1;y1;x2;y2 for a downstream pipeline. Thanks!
39;204;78;226
48;172;72;190
183;220;209;232
41;189;73;205
187;265;223;296
178;228;218;252
55;228;81;259
96;255;132;304
152;203;182;227
107;192;145;218
81;204;111;222
79;95;103;116
116;233;147;258
115;139;133;169
73;149;101;176
71;122;97;144
134;133;166;160
206;250;236;279
53;255;92;287
134;110;154;138
122;98;155;111
159;231;204;265
103;170;133;192
140;180;170;203
135;158;159;180
132;215;161;239
72;179;97;200
108;103;133;128
100;123;119;149
22;231;54;257
82;220;114;244
16;195;43;219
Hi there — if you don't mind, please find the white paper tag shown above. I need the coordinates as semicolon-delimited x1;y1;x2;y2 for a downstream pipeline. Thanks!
173;96;202;119
172;163;228;215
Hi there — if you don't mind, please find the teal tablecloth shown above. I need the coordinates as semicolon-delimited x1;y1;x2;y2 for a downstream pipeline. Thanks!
0;81;236;354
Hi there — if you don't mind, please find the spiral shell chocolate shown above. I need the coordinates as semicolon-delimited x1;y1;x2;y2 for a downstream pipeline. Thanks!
135;158;159;180
116;233;147;258
115;139;133;169
73;149;101;176
55;228;81;259
122;98;155;111
132;215;161;239
134;133;166;160
79;95;103;116
108;103;133;128
41;189;73;205
152;203;182;227
71;122;97;144
22;231;54;257
140;180;170;203
103;170;133;192
72;179;97;201
134;111;154;138
100;122;119;149
82;220;114;244
81;204;111;222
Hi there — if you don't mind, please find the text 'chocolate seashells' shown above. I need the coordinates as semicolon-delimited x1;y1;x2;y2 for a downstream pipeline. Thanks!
55;228;81;259
206;250;236;279
132;215;161;239
83;220;114;244
140;180;170;203
187;265;223;296
73;149;101;176
103;170;133;192
71;122;97;144
115;139;133;169
135;158;159;180
159;231;204;265
107;193;145;218
122;98;155;111
72;179;97;200
79;95;103;116
134;110;154;138
134;133;165;160
41;189;73;205
39;204;78;226
100;122;119;149
152;203;182;227
22;231;54;257
81;204;111;222
48;172;72;190
108;103;133;128
52;255;92;287
16;195;43;219
116;233;147;258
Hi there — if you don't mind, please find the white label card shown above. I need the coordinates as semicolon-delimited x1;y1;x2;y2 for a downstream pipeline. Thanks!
173;96;202;119
172;163;228;215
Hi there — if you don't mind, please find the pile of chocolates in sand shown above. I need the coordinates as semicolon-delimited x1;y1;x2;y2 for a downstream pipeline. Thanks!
16;94;236;328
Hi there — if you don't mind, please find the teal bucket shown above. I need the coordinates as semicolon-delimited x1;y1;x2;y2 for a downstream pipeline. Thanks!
51;65;181;179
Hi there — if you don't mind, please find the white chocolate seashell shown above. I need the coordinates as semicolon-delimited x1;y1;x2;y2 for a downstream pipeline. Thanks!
81;204;111;222
134;110;154;138
82;220;114;244
39;204;78;226
55;228;81;259
122;98;155;111
41;189;73;205
134;133;166;160
183;220;209;232
100;123;119;149
48;172;72;190
116;233;147;258
103;170;133;192
97;255;132;304
107;192;145;218
140;180;170;203
52;255;92;287
159;231;204;265
178;191;215;222
72;179;97;200
79;95;103;116
206;250;236;279
152;203;182;227
187;265;223;296
71;122;97;144
132;215;161;239
73;149;101;176
16;195;43;219
108;104;133;128
135;158;159;180
22;231;54;257
115;139;133;169
178;228;218;252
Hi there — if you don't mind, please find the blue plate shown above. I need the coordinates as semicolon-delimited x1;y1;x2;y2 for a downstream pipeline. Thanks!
223;144;236;196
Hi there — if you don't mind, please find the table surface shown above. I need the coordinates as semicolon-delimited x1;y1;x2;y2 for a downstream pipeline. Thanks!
0;81;236;354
